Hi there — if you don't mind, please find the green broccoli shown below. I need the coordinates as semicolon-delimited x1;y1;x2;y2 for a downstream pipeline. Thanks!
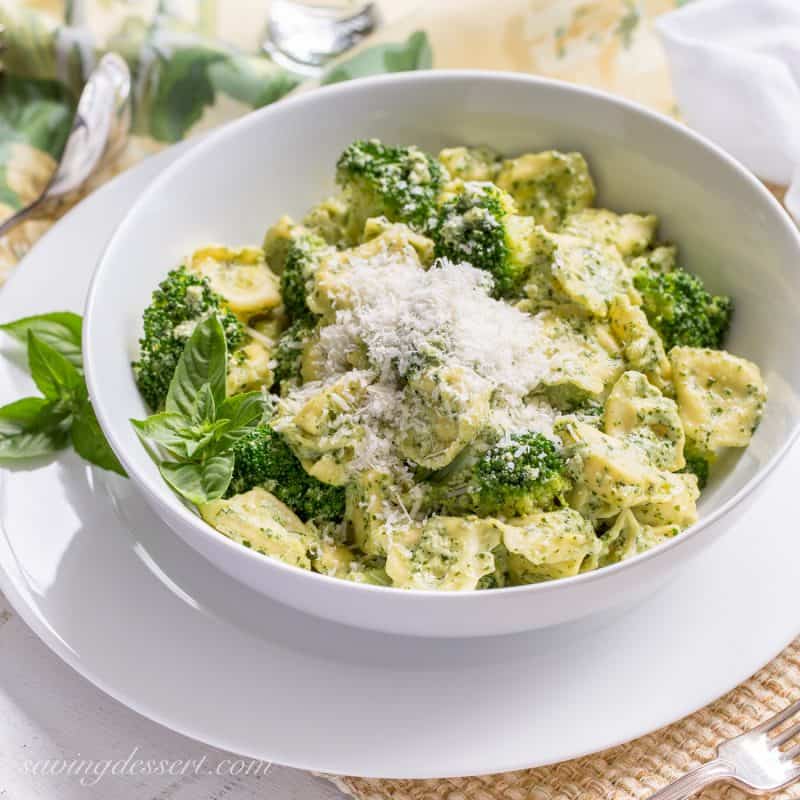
336;139;444;240
133;267;244;410
429;431;572;517
681;444;713;490
633;265;732;351
432;183;533;297
280;231;327;322
272;318;314;395
227;425;345;522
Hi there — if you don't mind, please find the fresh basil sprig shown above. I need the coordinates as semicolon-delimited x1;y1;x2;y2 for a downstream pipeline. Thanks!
0;312;125;474
131;315;268;504
1;312;84;368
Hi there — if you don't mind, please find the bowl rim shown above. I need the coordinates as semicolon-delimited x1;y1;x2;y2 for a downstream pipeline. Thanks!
84;68;800;600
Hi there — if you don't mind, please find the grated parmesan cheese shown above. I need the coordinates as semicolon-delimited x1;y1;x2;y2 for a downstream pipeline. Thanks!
278;241;560;478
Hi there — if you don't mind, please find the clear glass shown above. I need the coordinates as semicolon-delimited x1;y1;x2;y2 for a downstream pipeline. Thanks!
263;0;379;76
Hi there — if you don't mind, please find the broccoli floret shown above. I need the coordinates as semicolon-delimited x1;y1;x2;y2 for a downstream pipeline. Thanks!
681;444;713;490
133;267;244;410
228;426;345;522
475;432;572;515
432;183;531;297
336;139;443;240
429;431;572;517
271;318;314;394
633;265;732;351
280;231;327;322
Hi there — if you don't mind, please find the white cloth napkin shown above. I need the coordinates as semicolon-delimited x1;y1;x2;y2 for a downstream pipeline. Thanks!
657;0;800;221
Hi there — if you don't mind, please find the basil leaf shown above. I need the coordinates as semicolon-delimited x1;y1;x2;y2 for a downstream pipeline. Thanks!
166;315;227;418
217;390;268;428
192;382;217;424
159;454;234;504
0;430;69;459
0;396;70;459
212;391;269;453
1;312;83;368
132;412;227;461
131;412;195;455
27;331;83;401
0;396;67;433
69;395;126;475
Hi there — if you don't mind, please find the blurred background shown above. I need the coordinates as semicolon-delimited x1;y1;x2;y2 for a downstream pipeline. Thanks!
0;0;788;285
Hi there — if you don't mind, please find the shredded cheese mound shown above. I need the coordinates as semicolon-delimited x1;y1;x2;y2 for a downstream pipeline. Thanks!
280;243;558;476
318;248;549;389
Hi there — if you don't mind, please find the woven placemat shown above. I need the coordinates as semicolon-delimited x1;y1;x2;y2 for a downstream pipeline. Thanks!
328;639;800;799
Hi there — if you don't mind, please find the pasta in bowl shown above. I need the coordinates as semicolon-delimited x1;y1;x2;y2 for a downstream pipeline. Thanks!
84;72;800;637
129;138;765;592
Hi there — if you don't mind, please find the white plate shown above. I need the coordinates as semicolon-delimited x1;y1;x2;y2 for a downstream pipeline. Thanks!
0;146;798;779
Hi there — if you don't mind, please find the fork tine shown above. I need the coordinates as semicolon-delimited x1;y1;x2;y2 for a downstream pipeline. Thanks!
771;720;800;748
753;699;800;734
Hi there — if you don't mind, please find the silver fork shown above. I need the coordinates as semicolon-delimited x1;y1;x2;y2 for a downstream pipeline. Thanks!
650;699;800;798
0;52;130;237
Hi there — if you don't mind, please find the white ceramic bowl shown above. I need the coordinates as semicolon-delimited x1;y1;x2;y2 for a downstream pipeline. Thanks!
84;71;800;638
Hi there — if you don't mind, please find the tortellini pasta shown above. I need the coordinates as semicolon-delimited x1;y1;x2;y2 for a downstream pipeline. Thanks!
496;150;595;229
633;471;699;529
558;419;669;512
537;310;624;407
604;371;685;471
302;195;350;247
188;246;281;316
346;470;394;556
600;509;678;566
199;487;316;569
502;509;601;583
438;145;501;182
361;217;436;265
385;516;503;591
630;244;677;274
398;365;491;469
226;338;274;396
149;140;768;592
549;233;636;317
309;227;426;319
561;208;658;258
608;295;671;390
274;372;371;485
312;539;390;585
670;347;766;450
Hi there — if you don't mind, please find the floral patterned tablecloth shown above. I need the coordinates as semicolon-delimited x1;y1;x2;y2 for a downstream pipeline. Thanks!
0;0;681;285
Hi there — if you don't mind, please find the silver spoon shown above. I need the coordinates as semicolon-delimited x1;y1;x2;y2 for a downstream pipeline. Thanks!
0;52;131;237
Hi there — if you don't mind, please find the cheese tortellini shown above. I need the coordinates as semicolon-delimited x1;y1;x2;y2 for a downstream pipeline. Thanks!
188;246;281;316
398;365;491;469
385;516;503;591
502;509;601;582
142;139;766;591
561;208;658;258
273;372;370;486
537;310;624;407
604;371;685;471
496;150;595;229
670;347;766;450
199;488;315;569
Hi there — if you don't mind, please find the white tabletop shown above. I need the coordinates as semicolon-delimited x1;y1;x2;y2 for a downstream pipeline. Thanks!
0;589;347;799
